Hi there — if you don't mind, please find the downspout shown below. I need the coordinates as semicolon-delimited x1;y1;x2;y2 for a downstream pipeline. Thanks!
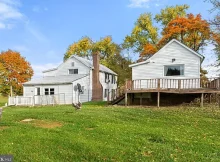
88;68;91;102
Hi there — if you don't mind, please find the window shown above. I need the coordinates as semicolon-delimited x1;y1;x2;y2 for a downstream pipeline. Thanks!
112;75;116;84
112;89;116;99
44;88;55;95
69;69;78;74
105;73;110;83
45;88;49;95
164;65;184;76
71;62;74;66
50;88;54;95
36;87;40;95
104;89;108;97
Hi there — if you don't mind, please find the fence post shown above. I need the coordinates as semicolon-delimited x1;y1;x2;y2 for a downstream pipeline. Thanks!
15;96;17;106
8;96;10;106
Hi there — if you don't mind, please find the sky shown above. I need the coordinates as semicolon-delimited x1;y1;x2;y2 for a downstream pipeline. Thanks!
0;0;219;78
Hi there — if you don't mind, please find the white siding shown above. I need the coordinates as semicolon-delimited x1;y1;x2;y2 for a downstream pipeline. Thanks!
43;57;90;77
99;72;117;101
56;57;90;76
72;75;92;103
43;70;56;77
58;84;73;104
23;86;35;96
132;41;201;80
23;84;73;104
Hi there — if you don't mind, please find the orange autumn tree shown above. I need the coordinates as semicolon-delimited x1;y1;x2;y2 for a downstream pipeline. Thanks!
158;14;211;52
0;50;34;96
138;43;158;62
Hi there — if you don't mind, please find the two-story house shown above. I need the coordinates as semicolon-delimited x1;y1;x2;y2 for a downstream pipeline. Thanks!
23;53;117;105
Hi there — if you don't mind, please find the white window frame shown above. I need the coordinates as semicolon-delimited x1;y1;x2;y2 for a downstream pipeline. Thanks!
44;88;55;95
69;69;78;74
163;64;185;77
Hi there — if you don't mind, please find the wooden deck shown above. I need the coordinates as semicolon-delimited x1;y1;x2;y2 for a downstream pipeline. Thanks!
126;78;220;93
125;78;220;107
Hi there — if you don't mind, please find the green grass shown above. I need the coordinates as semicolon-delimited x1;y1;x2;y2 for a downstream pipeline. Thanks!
0;95;7;107
0;104;220;161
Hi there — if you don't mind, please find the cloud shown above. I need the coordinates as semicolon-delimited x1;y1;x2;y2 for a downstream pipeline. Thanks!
201;44;220;77
0;21;5;28
128;0;151;8
0;0;23;29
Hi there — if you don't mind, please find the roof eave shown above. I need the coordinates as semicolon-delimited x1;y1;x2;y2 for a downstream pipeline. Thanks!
42;68;58;73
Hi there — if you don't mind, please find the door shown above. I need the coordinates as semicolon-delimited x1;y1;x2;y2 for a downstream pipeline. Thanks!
34;87;41;105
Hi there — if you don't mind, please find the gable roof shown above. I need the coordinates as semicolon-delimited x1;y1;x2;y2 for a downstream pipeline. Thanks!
71;55;117;75
23;74;87;85
43;55;117;75
129;39;205;68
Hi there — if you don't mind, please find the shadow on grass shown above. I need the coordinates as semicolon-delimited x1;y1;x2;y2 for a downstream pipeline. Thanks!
83;101;107;106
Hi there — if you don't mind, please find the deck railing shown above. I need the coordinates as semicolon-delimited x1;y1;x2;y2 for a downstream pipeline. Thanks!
126;78;220;91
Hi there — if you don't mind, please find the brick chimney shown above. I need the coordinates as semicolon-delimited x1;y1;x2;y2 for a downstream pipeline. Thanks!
92;52;103;101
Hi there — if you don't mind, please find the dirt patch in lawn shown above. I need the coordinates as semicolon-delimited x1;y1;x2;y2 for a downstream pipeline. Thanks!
21;119;35;122
21;119;62;129
0;126;9;130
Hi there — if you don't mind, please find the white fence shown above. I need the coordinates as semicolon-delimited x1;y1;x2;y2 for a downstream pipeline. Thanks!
8;93;66;106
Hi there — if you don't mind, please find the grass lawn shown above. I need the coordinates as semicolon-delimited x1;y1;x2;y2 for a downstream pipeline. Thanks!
0;103;220;161
0;95;7;107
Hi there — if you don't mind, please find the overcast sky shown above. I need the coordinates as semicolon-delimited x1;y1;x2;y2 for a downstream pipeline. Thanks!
0;0;219;77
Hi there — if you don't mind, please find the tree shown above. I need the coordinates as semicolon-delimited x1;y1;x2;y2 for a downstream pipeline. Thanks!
0;50;34;96
206;0;220;64
139;43;158;62
159;14;211;52
64;36;93;61
123;13;158;53
212;32;220;64
64;36;132;86
123;5;189;61
206;0;220;28
155;4;189;27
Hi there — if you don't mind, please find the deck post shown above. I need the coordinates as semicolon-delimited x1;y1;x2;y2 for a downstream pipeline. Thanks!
157;92;160;108
140;93;142;105
200;93;204;107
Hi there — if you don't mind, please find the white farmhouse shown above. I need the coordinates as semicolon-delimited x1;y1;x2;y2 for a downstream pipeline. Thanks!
130;39;204;81
125;39;216;107
23;54;117;105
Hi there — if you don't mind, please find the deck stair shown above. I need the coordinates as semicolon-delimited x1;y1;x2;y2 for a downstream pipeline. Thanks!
111;94;125;105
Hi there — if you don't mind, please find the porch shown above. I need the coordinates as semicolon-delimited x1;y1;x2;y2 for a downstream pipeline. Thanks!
125;78;220;107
